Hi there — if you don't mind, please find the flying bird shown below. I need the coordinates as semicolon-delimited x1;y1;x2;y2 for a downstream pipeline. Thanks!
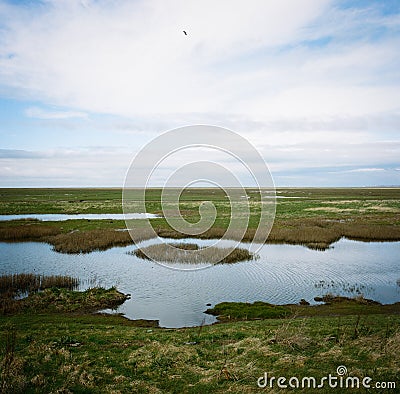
183;30;187;36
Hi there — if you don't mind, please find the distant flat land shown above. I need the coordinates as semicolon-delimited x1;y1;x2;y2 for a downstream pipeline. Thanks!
0;187;399;251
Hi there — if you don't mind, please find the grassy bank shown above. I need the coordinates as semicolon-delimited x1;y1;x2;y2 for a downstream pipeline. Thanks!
0;274;130;316
1;287;129;315
1;310;399;393
206;297;400;322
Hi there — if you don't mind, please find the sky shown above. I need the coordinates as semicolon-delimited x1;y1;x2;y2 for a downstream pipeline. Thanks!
0;0;399;187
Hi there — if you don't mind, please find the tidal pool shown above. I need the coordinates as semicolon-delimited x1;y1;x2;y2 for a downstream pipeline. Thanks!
0;239;399;328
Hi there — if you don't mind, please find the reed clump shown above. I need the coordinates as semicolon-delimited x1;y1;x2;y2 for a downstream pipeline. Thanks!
47;229;158;254
341;223;400;241
21;287;129;313
0;225;60;241
48;230;133;253
268;222;339;250
268;218;400;249
0;274;80;315
0;273;79;297
131;243;254;265
0;273;129;315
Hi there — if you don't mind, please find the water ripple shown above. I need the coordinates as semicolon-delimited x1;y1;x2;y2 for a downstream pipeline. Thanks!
0;239;399;327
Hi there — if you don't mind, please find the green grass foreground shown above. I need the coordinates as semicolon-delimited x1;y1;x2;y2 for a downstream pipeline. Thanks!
1;311;399;393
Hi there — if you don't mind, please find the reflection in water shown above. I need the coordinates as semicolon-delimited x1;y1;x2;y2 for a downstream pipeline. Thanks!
0;239;399;328
314;280;373;296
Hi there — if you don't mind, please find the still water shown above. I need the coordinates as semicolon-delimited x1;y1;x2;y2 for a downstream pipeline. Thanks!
0;213;158;221
0;239;399;328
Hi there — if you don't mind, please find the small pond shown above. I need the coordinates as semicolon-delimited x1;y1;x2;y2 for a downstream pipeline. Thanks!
0;239;399;328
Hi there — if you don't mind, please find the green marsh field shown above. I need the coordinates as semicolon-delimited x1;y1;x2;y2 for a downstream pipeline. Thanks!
1;187;400;252
0;187;399;393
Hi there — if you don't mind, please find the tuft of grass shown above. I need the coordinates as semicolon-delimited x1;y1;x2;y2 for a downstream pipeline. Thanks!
0;274;130;316
0;274;81;315
168;242;200;250
20;287;129;313
0;324;26;393
318;294;381;305
1;286;129;315
0;273;79;297
206;301;291;321
131;243;254;264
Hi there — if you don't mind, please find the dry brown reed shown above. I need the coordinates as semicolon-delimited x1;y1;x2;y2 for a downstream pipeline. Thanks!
271;218;400;248
1;215;399;254
48;229;158;254
0;273;79;296
48;230;133;253
132;243;253;264
0;274;80;315
147;219;400;251
0;225;60;241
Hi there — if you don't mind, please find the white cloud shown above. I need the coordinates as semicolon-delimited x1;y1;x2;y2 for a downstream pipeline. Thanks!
0;0;399;186
1;0;399;121
0;147;133;187
25;106;88;119
0;0;337;118
1;138;398;187
331;167;385;174
347;168;385;173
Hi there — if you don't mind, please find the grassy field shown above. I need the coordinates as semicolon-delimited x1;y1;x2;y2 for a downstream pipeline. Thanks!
0;187;400;251
1;187;399;214
1;187;400;218
1;310;399;393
